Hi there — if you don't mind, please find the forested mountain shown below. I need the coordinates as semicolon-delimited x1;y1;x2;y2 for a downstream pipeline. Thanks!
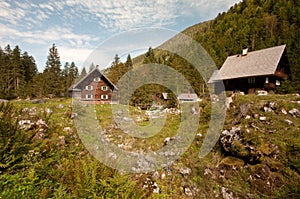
106;0;300;104
0;44;79;99
185;0;300;90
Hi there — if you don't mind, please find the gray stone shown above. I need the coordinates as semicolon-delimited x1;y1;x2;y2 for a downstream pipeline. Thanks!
289;108;300;118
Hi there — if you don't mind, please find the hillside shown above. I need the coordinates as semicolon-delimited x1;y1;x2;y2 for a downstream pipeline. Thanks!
106;0;300;97
0;94;299;198
182;0;300;91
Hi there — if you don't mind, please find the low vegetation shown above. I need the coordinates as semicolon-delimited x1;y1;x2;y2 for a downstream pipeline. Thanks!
0;93;299;198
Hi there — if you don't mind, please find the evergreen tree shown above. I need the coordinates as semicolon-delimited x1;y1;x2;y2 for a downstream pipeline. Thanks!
89;62;95;72
79;67;87;79
43;43;63;96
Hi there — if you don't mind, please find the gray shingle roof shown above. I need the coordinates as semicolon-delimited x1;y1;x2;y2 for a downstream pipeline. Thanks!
178;93;198;101
210;45;286;81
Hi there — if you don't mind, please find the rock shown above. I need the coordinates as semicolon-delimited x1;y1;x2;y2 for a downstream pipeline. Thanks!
226;97;233;109
71;113;78;119
45;108;52;114
259;116;267;121
245;115;251;120
221;187;234;199
257;90;268;96
289;108;300;118
58;136;65;146
18;120;34;130
180;167;192;175
143;178;160;194
281;108;287;115
263;107;273;113
204;168;212;176
184;187;193;197
284;119;293;125
58;104;64;109
152;182;160;194
0;99;8;103
32;99;46;104
164;137;175;145
63;126;73;133
36;119;48;128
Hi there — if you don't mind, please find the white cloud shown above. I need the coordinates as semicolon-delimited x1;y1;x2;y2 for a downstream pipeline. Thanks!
0;0;241;71
59;46;93;66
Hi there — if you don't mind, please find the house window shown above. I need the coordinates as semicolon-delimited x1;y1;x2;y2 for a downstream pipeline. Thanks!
265;77;269;84
248;77;255;84
94;77;100;82
276;80;281;86
85;85;93;90
101;95;108;100
86;94;93;99
101;86;108;91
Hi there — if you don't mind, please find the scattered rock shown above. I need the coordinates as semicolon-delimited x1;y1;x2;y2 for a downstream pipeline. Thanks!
221;187;234;199
284;119;293;125
259;116;267;121
164;137;175;145
180;167;192;175
58;104;64;109
18;120;34;130
71;113;78;119
226;97;233;109
289;108;300;118
204;168;212;176
0;99;9;103
232;103;250;125
45;108;52;114
281;108;287;115
58;136;65;146
31;99;46;104
63;126;73;133
143;178;160;194
184;187;193;197
257;90;268;96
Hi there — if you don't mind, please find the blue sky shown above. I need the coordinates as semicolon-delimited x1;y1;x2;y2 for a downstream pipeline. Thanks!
0;0;240;72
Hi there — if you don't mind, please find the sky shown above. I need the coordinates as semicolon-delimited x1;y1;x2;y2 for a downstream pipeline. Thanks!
0;0;241;72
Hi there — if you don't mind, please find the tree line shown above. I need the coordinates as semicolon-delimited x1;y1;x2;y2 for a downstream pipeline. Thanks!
0;44;80;99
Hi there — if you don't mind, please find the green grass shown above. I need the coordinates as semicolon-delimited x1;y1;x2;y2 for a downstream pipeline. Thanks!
0;94;299;198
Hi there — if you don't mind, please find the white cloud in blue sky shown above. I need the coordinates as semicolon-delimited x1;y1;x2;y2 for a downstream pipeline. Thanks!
0;0;240;71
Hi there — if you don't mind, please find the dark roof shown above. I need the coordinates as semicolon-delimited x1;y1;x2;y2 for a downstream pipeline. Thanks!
209;44;286;82
70;67;118;90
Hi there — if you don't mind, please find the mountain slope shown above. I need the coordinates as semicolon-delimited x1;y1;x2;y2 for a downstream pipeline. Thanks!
182;0;300;91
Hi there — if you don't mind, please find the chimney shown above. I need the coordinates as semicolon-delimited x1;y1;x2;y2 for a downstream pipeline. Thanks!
242;48;248;56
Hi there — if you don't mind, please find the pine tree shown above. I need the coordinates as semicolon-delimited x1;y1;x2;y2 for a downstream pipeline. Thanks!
79;67;87;79
43;43;63;96
89;62;95;72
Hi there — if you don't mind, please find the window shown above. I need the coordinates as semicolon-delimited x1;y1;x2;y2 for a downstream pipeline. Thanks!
248;77;255;84
101;95;108;100
101;86;108;91
276;80;281;86
265;77;269;84
85;85;93;90
86;94;93;99
94;77;100;82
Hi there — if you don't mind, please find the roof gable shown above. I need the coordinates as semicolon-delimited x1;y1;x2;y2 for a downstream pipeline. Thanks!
71;67;117;90
212;45;286;81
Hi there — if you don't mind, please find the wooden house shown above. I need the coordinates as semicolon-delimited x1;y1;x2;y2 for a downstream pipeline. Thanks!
69;66;117;104
208;45;291;94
